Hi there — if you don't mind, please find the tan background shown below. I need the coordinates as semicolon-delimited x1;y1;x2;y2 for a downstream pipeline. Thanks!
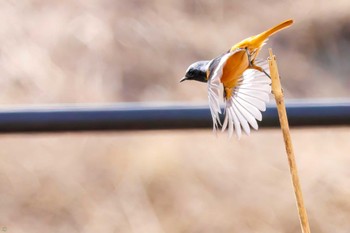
0;0;350;232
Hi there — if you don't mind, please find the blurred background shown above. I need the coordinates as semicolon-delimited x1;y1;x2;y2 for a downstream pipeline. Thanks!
0;0;350;232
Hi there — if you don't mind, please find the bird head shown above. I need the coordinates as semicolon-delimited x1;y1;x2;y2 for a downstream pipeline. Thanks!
180;60;210;83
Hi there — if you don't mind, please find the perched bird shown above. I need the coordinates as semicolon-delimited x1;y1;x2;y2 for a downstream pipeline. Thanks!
181;19;293;138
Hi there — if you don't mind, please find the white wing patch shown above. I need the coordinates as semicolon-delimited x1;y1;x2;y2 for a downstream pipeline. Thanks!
207;51;236;131
207;55;271;139
222;61;271;138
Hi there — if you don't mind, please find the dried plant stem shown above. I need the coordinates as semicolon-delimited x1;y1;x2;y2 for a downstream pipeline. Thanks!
268;48;311;233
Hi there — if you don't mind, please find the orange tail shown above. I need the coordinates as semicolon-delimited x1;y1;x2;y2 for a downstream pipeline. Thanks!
252;19;293;45
231;19;294;51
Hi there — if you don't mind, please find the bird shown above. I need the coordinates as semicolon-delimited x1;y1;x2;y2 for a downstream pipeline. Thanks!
180;19;293;138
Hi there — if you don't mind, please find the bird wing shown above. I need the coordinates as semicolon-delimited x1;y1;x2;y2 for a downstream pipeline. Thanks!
207;51;238;131
221;59;271;138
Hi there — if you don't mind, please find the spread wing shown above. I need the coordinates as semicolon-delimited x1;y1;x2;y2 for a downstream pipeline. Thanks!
207;50;240;131
208;54;271;138
222;59;271;138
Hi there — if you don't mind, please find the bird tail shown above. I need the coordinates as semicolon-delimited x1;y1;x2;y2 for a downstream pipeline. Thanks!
231;19;294;51
252;19;294;45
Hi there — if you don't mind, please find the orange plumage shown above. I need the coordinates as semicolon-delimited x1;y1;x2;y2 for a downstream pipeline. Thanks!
221;19;293;99
181;19;294;138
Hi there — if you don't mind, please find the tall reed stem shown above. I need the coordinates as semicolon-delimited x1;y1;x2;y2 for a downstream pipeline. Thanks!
268;48;311;233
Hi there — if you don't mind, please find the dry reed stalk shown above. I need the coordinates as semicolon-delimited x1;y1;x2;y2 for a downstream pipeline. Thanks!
268;48;311;233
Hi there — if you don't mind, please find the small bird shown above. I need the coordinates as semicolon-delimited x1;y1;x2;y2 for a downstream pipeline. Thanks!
181;19;293;138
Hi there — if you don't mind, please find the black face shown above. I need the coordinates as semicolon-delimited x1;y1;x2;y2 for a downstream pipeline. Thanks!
181;60;210;83
184;67;207;82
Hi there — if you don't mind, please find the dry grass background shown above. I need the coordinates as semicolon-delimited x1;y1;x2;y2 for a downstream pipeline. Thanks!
0;0;350;232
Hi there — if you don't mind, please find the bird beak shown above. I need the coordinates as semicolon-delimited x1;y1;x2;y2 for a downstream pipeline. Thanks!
179;77;187;83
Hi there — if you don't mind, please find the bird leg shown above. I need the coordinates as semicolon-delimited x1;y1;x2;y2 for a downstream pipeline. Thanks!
245;47;254;67
244;47;272;79
244;47;277;94
253;65;272;80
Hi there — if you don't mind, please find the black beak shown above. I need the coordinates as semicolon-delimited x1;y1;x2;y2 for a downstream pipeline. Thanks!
179;77;187;83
